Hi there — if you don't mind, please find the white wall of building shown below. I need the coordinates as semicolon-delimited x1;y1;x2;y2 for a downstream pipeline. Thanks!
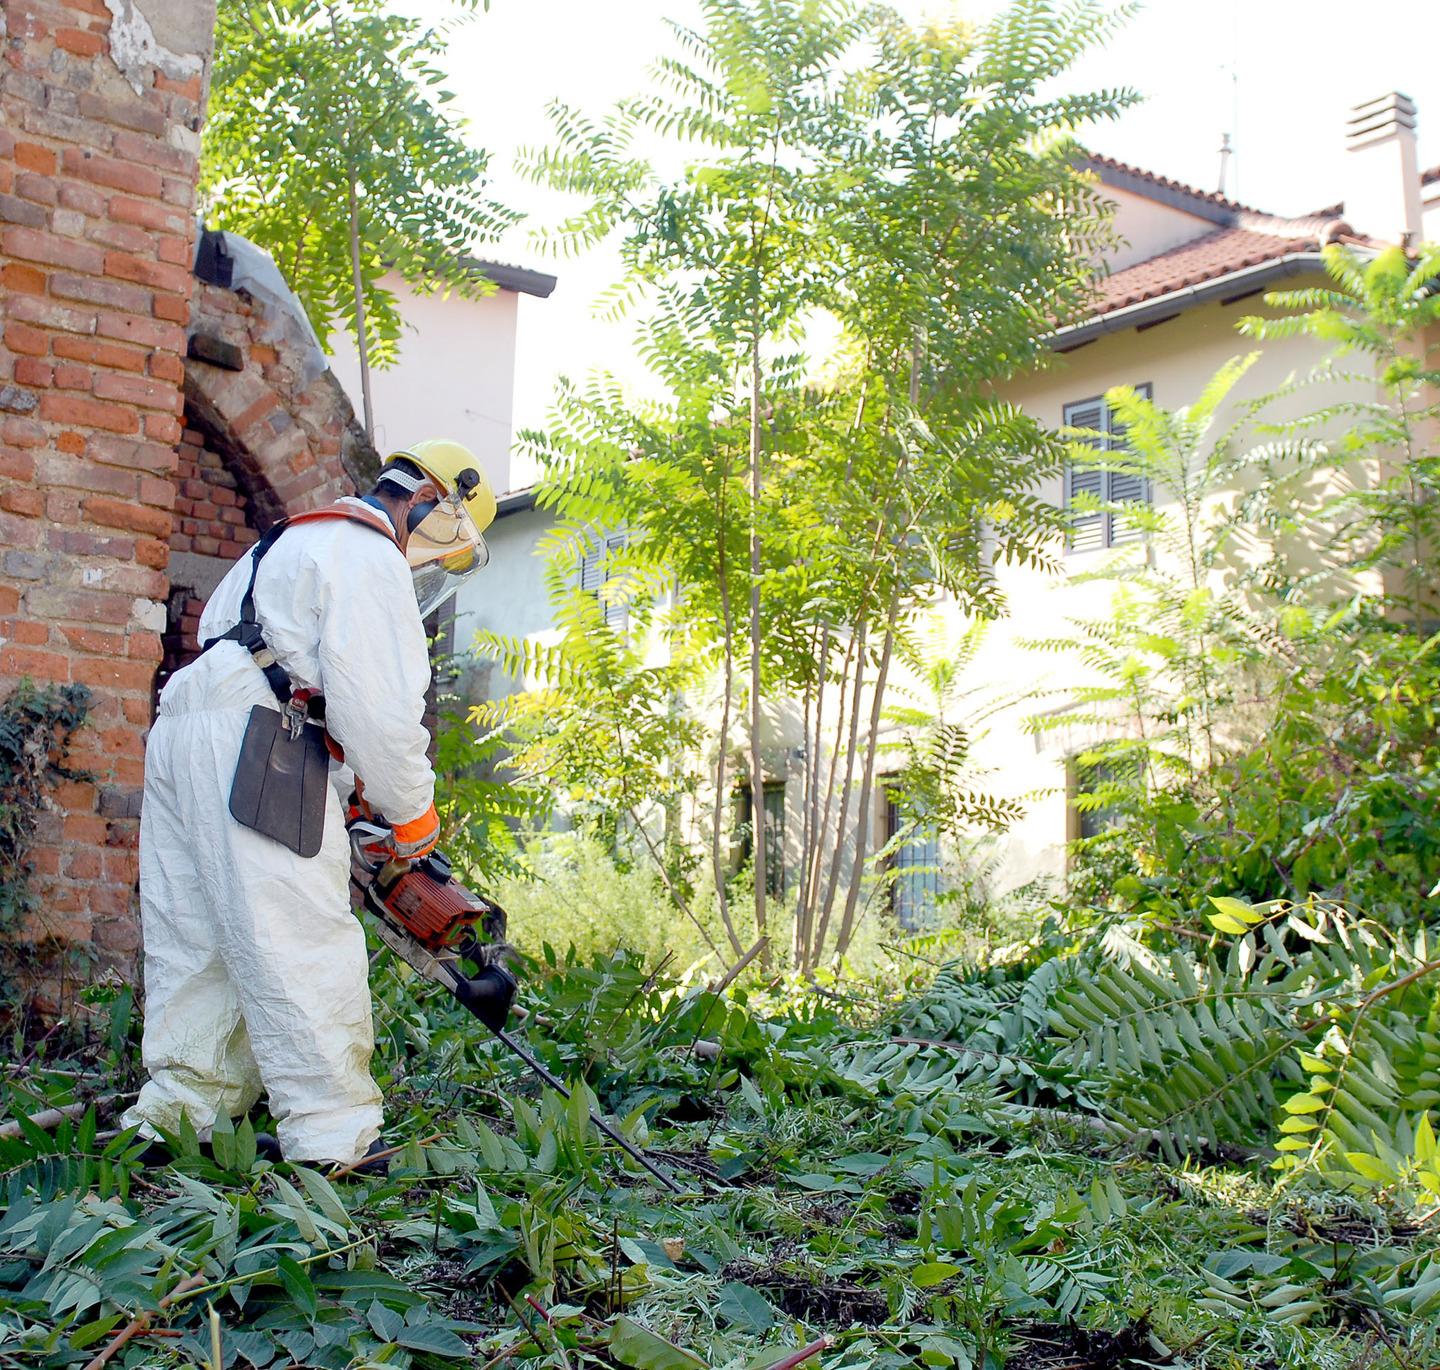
328;273;520;496
1104;187;1215;271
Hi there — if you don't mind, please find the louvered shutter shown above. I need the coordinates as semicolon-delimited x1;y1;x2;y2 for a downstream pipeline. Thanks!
602;532;628;629
579;540;605;595
1107;384;1152;545
1064;399;1106;553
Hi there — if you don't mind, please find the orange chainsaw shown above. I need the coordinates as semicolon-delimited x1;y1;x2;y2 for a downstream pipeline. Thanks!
346;809;682;1192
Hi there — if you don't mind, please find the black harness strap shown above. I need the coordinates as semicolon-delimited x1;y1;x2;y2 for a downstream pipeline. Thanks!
200;520;296;706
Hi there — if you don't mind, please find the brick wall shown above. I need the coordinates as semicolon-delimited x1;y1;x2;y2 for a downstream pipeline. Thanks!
0;0;217;1000
172;423;258;561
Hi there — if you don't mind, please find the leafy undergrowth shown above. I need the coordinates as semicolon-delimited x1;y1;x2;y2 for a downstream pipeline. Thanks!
1;910;1436;1370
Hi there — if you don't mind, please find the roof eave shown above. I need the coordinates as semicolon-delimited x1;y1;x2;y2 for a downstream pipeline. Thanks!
1048;252;1333;352
495;487;538;517
1086;158;1240;227
463;258;558;299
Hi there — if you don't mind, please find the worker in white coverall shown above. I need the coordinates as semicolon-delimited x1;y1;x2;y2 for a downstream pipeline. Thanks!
122;440;497;1171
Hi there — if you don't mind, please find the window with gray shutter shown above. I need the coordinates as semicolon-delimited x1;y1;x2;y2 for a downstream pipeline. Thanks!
1063;385;1152;551
578;531;629;629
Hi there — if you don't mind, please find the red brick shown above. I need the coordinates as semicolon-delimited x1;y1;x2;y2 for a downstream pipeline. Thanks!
0;450;36;481
13;357;53;388
0;485;44;518
38;451;135;496
93;369;180;411
38;393;139;434
191;499;217;520
0;507;42;546
4;321;48;356
82;494;170;537
148;350;183;383
14;171;58;205
192;534;220;555
1;262;46;295
14;143;57;175
55;431;85;454
155;72;204;100
0;587;19;617
88;432;177;475
250;343;279;367
52;361;91;390
157;235;189;266
135;537;169;569
107;194;183;233
89;220;153;254
121;695;151;725
112;130;196;176
137;474;173;506
1;225;105;274
152;290;189;323
46;489;81;524
217;538;251;558
50;528;133;558
62;849;103;880
8;294;98;336
52;335;147;373
57;181;106;216
54;26;105;56
50;270;151;313
3;619;50;645
71;655;157;691
3;417;47;448
143;412;181;442
95;311;183;351
231;391;280;433
61;813;108;845
24;586;133;626
0;646;70;681
58;625;126;655
60;147;163;198
104;249;190;294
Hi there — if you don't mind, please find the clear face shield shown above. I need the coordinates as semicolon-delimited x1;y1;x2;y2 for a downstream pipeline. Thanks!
405;493;490;620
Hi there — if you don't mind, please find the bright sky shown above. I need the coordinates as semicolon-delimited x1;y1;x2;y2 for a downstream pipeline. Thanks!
412;0;1440;490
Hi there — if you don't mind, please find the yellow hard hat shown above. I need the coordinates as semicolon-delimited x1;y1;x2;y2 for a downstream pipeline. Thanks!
384;439;497;617
388;438;498;534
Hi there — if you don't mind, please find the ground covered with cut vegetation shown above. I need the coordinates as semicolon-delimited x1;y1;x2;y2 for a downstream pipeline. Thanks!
2;898;1436;1370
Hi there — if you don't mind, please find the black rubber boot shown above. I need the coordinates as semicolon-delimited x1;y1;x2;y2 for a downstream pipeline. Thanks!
320;1137;391;1179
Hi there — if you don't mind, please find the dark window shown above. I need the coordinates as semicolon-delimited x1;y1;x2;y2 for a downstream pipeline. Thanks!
1064;385;1152;552
737;781;785;897
1070;757;1124;841
886;796;940;930
579;531;628;628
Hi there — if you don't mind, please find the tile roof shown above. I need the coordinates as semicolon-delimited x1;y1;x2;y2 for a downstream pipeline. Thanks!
1073;150;1379;329
1089;225;1319;315
1084;153;1261;217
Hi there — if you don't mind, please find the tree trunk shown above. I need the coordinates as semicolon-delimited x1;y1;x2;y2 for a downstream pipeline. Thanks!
347;168;375;441
747;330;767;959
710;455;745;961
835;589;899;958
811;618;868;968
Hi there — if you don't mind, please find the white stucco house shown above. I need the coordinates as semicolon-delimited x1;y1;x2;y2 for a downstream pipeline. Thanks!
328;261;557;499
448;92;1439;918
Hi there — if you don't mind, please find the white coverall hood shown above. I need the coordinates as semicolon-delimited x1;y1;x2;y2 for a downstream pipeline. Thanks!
123;503;436;1164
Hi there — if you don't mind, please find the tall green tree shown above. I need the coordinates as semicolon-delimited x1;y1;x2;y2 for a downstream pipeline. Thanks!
485;0;1132;972
201;0;519;436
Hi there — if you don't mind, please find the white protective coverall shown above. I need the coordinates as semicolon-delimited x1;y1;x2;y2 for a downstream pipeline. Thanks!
122;498;436;1163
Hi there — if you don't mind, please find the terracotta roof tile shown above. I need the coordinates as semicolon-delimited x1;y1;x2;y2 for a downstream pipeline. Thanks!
1089;225;1318;315
1084;152;1261;215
